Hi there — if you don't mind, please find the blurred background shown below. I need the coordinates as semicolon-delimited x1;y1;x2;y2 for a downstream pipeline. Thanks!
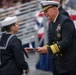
0;0;76;75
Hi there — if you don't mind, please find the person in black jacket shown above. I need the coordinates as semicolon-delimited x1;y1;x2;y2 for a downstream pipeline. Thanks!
48;0;71;75
0;16;29;75
52;0;70;17
37;1;76;75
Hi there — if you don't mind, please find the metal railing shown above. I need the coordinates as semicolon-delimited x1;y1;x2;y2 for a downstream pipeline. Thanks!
0;1;41;48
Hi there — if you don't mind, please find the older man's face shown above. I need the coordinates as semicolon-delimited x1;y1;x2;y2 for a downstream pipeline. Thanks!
44;7;56;21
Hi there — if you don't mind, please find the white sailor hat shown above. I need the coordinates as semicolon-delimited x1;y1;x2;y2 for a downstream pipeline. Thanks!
0;16;17;27
40;1;59;11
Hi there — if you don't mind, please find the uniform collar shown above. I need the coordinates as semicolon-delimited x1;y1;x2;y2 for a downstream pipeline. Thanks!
53;13;59;23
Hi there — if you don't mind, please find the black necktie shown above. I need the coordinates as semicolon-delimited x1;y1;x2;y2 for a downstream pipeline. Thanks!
48;21;54;45
0;48;1;65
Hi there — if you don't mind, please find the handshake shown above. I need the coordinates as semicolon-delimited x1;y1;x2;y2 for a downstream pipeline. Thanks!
25;46;48;54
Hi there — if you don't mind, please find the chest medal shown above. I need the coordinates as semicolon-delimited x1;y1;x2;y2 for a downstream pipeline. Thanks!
57;33;61;37
56;24;61;38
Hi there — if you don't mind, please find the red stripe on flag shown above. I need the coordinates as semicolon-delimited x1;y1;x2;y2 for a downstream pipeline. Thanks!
70;15;76;21
38;13;43;17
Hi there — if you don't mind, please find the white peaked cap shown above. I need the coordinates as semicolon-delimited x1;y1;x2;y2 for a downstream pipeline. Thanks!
0;16;17;27
40;1;59;6
40;1;60;11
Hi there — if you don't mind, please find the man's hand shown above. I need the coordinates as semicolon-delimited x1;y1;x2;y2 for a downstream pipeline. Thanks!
36;46;48;54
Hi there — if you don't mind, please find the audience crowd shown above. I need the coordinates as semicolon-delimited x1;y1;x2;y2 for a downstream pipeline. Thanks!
62;0;76;10
0;0;34;9
0;0;76;10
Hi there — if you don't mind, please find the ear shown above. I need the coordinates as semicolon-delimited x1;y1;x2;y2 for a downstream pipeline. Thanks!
10;25;15;30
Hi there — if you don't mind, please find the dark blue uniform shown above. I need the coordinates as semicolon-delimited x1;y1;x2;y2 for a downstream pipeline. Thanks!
0;33;29;75
59;6;70;17
47;13;76;75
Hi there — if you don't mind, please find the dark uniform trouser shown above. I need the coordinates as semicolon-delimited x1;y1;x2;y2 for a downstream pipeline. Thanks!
52;59;58;75
59;70;76;75
52;59;76;75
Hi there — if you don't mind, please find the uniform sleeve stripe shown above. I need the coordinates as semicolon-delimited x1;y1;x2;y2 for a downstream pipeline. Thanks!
50;44;60;54
50;45;56;53
44;45;49;47
54;44;60;52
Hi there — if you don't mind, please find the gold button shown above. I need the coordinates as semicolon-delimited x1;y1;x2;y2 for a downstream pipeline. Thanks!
60;54;62;56
59;46;61;48
56;54;58;56
53;42;55;44
57;41;58;43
